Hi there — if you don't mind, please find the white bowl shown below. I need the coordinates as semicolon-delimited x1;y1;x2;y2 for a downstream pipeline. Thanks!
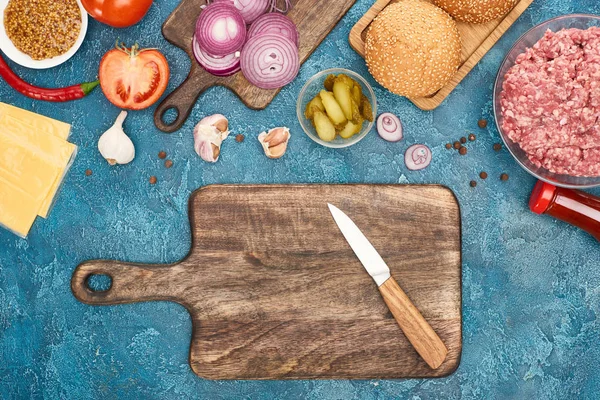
0;0;88;69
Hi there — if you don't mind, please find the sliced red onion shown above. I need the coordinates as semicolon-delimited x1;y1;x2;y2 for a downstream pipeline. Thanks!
193;35;241;76
248;13;299;47
211;0;270;24
240;33;299;89
196;2;247;57
269;0;292;13
405;144;432;171
377;113;403;142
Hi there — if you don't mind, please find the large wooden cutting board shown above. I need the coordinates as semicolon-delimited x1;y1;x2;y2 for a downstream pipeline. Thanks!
154;0;357;133
71;185;462;379
349;0;533;110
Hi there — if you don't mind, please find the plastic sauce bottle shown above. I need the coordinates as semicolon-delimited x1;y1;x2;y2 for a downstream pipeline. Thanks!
529;180;600;241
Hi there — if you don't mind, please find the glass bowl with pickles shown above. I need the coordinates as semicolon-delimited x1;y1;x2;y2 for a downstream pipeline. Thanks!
297;68;376;148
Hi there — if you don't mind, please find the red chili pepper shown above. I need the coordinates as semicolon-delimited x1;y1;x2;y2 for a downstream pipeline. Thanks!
0;53;99;102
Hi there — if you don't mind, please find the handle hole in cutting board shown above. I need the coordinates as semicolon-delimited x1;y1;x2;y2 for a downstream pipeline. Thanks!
160;107;179;126
86;274;112;293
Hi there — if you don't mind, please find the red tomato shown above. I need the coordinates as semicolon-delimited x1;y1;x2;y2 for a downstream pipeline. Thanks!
99;43;170;110
81;0;153;28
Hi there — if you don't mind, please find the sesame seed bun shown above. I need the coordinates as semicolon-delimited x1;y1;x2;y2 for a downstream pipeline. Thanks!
365;0;461;98
432;0;518;23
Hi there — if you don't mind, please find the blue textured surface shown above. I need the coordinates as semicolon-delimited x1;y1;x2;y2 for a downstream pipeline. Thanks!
2;0;600;398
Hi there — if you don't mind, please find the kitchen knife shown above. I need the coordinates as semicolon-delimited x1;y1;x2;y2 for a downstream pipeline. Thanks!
328;203;448;370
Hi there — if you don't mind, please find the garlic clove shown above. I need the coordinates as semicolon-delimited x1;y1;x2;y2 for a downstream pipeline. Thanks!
194;123;223;162
263;127;289;147
267;142;288;158
258;127;291;159
98;111;135;165
199;114;229;135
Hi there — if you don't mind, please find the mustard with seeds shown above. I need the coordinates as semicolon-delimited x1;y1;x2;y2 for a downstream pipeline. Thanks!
4;0;81;60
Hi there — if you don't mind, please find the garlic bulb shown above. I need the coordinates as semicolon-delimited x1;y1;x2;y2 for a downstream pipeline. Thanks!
258;127;290;159
98;111;135;165
193;114;230;163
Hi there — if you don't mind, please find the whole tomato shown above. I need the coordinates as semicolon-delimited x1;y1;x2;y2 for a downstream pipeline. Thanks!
81;0;153;28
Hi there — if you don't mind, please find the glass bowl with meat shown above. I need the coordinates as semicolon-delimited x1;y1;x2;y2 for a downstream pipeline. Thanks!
493;14;600;188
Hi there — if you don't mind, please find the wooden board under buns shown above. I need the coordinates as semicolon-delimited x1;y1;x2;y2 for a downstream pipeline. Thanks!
349;0;534;110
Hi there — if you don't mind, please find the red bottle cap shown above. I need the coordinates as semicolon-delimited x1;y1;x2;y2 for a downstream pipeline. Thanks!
529;180;557;214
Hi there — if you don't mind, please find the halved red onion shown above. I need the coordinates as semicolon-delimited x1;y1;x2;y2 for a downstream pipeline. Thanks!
193;35;241;76
211;0;270;24
405;144;432;171
248;13;299;47
377;113;403;142
196;2;247;57
240;33;299;89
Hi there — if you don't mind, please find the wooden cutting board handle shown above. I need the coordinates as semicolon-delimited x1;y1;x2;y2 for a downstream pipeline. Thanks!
379;277;448;369
71;260;184;306
154;65;213;133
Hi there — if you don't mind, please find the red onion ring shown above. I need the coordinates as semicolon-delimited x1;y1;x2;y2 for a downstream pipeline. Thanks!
269;0;292;13
240;33;299;89
376;112;403;142
195;2;247;57
210;0;270;24
247;13;299;47
193;35;241;76
405;144;432;171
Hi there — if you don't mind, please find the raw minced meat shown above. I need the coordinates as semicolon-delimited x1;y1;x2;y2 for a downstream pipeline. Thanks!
500;27;600;176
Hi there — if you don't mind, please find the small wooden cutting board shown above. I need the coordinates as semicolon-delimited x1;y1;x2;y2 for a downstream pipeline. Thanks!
349;0;533;110
154;0;357;133
71;185;462;379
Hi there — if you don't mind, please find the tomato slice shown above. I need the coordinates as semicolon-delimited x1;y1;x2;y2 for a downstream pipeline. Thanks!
99;44;169;110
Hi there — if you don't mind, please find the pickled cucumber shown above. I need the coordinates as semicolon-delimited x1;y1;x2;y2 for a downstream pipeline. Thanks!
336;74;355;89
338;120;360;139
333;80;353;121
352;85;362;105
360;94;374;122
350;98;362;124
319;90;347;125
323;74;336;91
304;96;325;120
313;110;336;141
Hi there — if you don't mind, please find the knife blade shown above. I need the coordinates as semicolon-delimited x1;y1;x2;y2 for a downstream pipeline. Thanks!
327;203;448;370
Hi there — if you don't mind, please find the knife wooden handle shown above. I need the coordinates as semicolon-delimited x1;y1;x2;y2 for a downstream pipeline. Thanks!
379;277;448;369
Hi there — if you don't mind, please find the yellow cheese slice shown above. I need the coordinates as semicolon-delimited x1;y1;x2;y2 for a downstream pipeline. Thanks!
0;130;61;200
0;103;76;236
0;132;64;236
0;102;71;140
0;176;42;238
0;113;76;217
